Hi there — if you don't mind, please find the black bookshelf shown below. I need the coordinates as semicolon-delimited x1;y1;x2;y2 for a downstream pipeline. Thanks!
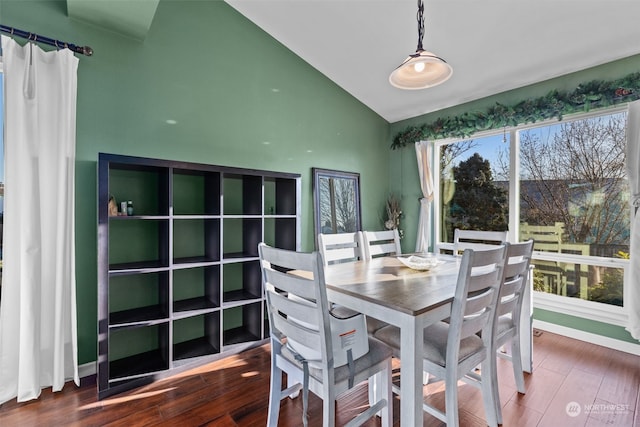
97;153;300;399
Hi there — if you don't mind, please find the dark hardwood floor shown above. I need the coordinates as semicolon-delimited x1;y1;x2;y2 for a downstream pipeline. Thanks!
1;331;638;426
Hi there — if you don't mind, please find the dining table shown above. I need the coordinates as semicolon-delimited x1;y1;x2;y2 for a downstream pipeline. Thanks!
318;253;534;427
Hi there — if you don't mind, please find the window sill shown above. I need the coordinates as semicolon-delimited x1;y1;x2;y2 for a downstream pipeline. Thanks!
533;291;627;327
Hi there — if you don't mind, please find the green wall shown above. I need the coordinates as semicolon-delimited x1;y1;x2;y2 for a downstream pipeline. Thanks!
389;55;640;346
1;0;391;364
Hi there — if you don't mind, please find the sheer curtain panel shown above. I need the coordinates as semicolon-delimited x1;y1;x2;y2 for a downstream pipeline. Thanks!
0;35;79;403
415;141;434;252
626;100;640;340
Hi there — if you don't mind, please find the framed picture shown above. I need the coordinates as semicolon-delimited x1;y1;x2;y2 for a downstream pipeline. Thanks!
312;168;362;247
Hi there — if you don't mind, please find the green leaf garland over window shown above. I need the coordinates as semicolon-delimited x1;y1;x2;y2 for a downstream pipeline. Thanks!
391;71;640;149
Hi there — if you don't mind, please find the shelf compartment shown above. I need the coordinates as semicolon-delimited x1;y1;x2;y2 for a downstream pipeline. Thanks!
264;177;298;216
109;219;169;269
223;174;262;215
109;271;169;326
109;164;169;216
222;218;261;259
108;323;169;380
263;217;298;251
173;265;220;313
173;169;221;215
223;302;263;345
223;260;261;303
173;313;221;361
173;218;220;264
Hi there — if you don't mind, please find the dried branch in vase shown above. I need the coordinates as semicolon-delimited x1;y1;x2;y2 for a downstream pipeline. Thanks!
385;194;403;238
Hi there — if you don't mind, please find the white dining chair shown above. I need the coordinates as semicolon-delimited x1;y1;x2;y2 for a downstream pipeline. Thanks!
259;243;393;427
374;245;507;426
317;232;364;266
460;240;534;423
362;229;401;260
452;228;507;256
318;231;387;334
491;239;534;423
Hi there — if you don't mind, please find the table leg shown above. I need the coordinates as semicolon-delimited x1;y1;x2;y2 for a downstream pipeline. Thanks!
520;266;534;373
399;316;423;427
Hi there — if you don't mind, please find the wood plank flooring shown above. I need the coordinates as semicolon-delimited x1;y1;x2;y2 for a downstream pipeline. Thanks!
0;331;638;426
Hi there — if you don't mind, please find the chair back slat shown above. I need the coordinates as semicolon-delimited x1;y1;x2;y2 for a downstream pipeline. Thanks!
268;289;320;331
497;294;518;317
453;229;507;256
503;257;529;280
367;243;399;258
318;232;364;266
261;243;318;272
264;268;317;301
468;267;503;293
324;247;361;264
362;229;401;259
270;307;322;351
464;290;495;317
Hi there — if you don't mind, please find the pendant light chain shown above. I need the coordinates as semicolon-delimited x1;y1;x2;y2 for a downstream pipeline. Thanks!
416;0;424;51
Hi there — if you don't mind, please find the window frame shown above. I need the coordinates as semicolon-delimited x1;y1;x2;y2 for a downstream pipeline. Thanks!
433;106;631;326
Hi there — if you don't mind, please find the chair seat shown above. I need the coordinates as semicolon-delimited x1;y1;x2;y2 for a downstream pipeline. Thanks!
281;337;393;384
374;322;485;367
366;318;388;335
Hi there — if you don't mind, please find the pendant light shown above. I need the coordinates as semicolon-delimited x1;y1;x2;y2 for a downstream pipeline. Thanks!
389;0;452;90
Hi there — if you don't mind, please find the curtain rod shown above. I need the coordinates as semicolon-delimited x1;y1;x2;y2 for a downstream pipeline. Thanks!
0;24;93;56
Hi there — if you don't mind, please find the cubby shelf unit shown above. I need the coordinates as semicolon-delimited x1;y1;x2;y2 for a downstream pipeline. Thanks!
97;153;300;399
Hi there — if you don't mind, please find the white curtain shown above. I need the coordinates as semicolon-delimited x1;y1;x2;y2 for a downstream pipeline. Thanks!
415;141;434;252
0;36;79;403
626;100;640;340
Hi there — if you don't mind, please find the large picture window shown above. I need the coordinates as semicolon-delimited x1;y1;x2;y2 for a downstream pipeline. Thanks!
436;109;630;310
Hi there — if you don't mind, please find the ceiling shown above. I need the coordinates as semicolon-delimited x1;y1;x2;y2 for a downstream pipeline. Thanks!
68;0;640;123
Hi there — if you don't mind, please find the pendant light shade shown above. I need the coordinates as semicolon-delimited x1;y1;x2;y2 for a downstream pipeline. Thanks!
389;49;452;89
390;0;452;90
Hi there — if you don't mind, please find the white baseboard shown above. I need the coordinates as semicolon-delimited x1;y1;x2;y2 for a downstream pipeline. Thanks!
533;319;640;356
79;361;96;379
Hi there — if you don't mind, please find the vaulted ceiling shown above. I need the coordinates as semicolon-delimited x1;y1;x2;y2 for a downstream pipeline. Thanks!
67;0;640;123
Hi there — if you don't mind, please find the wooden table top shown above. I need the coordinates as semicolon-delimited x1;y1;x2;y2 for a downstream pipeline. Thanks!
322;255;460;317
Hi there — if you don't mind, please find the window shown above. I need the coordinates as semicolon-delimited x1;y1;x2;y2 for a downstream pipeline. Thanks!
436;109;630;315
439;133;510;243
518;113;628;307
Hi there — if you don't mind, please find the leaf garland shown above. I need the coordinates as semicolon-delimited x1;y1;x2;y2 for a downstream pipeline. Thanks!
391;71;640;149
